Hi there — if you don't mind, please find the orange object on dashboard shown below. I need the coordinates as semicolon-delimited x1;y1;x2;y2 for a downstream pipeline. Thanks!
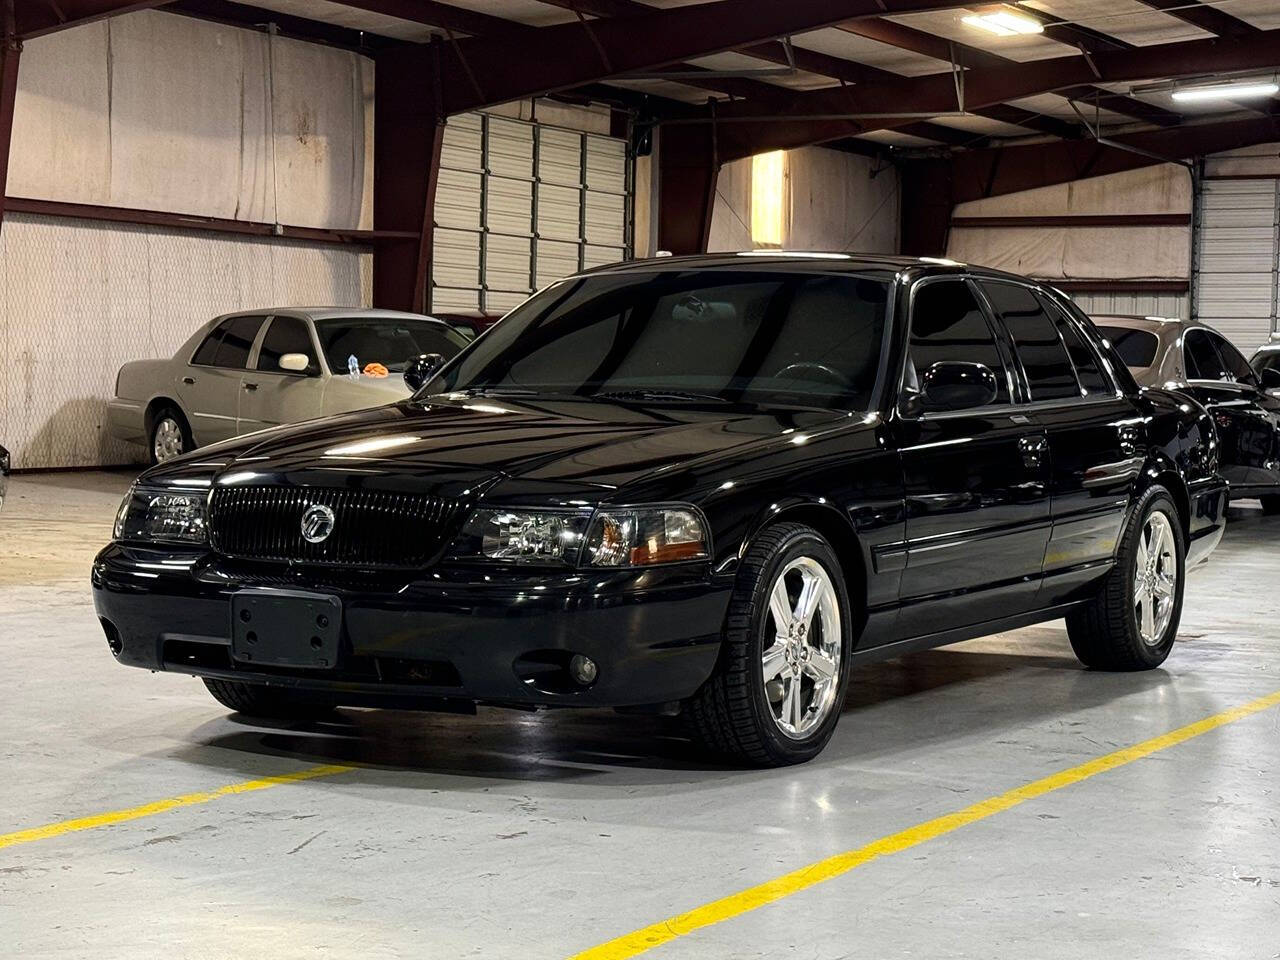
362;362;389;378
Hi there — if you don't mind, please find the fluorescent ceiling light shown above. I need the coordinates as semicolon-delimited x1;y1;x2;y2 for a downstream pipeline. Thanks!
1172;80;1279;102
962;6;1044;36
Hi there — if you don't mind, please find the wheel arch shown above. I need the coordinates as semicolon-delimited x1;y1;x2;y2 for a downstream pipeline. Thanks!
144;397;188;432
1135;455;1190;540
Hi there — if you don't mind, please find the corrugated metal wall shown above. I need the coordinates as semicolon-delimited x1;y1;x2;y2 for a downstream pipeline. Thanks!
432;112;630;315
1070;291;1189;322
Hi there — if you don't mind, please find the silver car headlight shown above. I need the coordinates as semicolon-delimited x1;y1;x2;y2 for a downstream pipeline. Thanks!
448;504;709;567
114;484;209;544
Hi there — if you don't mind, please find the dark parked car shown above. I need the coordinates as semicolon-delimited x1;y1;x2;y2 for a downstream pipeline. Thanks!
0;444;9;509
1094;316;1280;511
94;256;1227;766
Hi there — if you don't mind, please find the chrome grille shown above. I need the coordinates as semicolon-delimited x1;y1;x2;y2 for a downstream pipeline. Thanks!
209;486;464;568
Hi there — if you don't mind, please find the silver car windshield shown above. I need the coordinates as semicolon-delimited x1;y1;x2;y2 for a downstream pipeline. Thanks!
434;270;892;410
313;318;470;374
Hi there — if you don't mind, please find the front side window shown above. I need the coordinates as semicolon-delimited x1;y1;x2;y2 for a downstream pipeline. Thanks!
907;279;1010;406
980;282;1079;401
435;270;893;410
314;318;470;375
257;316;317;374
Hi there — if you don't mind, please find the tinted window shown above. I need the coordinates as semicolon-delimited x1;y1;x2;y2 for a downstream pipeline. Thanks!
1096;325;1158;369
980;282;1078;401
437;271;892;410
1039;294;1110;395
1184;329;1227;381
191;325;223;366
908;279;1010;406
1207;331;1256;384
314;318;469;375
208;315;265;370
256;316;316;373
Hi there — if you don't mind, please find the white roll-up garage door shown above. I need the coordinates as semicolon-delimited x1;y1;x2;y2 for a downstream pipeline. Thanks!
432;112;632;315
1194;178;1280;352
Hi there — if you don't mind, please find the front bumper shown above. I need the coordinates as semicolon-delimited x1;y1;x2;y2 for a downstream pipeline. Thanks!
92;545;731;709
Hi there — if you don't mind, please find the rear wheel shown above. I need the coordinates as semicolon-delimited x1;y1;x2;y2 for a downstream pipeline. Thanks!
203;678;337;720
1066;486;1184;670
149;406;192;464
687;523;852;766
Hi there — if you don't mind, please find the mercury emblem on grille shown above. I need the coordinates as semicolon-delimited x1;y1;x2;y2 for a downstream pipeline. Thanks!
300;503;337;544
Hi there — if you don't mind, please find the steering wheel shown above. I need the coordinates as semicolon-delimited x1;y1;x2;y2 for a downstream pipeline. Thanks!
773;361;852;388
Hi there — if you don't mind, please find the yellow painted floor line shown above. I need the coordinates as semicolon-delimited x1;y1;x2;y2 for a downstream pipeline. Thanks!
0;763;354;850
570;688;1280;960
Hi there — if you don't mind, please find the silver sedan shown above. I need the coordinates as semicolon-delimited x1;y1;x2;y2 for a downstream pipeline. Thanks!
108;307;470;463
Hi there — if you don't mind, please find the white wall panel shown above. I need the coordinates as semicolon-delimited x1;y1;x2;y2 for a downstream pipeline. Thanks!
1194;178;1280;352
0;215;366;469
1070;291;1189;322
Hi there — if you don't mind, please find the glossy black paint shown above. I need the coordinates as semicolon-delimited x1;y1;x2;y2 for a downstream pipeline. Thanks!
1181;379;1280;498
93;255;1229;711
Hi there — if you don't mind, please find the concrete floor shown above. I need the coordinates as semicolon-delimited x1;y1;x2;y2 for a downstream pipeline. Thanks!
2;470;1278;959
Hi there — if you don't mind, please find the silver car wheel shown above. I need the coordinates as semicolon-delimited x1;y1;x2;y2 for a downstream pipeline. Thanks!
153;417;186;463
1133;509;1177;646
761;556;842;740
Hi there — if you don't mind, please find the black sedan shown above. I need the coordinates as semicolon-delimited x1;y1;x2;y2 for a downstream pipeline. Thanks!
93;255;1228;766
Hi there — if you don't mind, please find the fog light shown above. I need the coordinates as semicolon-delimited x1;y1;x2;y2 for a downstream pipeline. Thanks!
569;654;598;686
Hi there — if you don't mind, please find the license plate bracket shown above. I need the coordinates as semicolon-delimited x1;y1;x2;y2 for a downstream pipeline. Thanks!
230;589;342;669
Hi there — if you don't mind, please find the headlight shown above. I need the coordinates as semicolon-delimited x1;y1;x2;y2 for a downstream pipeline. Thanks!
449;504;710;567
583;506;709;567
114;485;209;544
450;508;592;564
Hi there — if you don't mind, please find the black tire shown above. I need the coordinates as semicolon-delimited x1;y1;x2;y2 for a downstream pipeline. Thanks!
687;522;853;766
203;678;337;720
1066;486;1185;671
148;405;193;465
1259;495;1280;515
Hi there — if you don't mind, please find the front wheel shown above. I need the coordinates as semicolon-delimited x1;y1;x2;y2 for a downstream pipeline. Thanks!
1066;486;1185;670
687;523;852;766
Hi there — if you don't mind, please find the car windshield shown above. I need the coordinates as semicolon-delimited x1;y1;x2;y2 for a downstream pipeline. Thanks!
313;317;470;375
432;270;893;409
1096;325;1160;369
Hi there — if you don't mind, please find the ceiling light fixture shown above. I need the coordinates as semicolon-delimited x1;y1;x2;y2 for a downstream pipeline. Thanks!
1171;79;1280;102
961;5;1044;37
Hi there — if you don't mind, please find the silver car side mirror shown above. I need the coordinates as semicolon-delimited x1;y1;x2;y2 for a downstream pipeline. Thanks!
278;353;311;373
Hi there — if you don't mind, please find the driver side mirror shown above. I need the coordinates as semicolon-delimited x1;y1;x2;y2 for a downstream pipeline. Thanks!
404;353;445;393
919;361;998;412
1259;367;1280;392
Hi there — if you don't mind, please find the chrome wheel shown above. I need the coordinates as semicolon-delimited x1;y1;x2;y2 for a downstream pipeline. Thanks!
153;417;186;462
1133;510;1177;646
761;556;842;739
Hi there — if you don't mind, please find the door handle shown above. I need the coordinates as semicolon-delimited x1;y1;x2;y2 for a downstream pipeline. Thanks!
182;376;195;385
243;382;258;392
1019;435;1048;469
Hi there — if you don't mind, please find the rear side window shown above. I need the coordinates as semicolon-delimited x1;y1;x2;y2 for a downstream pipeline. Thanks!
1038;294;1110;395
1096;326;1158;369
194;316;266;370
1184;329;1227;381
979;281;1079;401
1207;331;1257;385
191;325;223;366
908;279;1011;406
257;316;317;374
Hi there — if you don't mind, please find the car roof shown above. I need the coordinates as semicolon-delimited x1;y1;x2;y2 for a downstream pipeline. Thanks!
573;252;1057;287
219;307;447;323
1087;315;1188;334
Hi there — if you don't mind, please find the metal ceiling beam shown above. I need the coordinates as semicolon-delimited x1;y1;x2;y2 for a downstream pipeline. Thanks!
838;18;1182;128
16;0;170;39
429;0;990;114
1133;0;1259;39
708;28;1280;160
170;0;397;52
328;0;524;38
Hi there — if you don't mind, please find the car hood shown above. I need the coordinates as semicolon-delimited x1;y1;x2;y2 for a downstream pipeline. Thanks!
150;395;850;502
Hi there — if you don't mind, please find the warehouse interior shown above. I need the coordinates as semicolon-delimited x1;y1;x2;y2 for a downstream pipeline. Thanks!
3;0;1280;956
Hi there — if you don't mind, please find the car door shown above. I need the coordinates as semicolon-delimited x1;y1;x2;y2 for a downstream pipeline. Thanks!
1183;327;1280;492
978;282;1138;596
177;315;266;445
237;315;326;435
892;277;1052;640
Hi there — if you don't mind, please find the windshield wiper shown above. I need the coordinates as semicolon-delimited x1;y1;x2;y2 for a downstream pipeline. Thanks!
592;389;730;404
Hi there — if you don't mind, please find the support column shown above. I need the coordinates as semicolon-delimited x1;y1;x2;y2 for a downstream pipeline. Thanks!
898;158;954;258
373;42;445;313
657;123;718;255
0;2;21;229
